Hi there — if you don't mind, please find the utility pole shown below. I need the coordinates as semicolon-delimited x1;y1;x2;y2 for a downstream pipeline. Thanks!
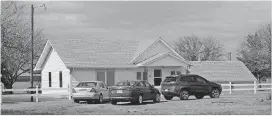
30;3;46;102
30;4;34;102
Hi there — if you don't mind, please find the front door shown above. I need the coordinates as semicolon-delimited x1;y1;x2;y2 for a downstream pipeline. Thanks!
154;69;162;86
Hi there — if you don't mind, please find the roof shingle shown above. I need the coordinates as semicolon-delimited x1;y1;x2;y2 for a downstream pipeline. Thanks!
189;61;256;82
49;38;157;68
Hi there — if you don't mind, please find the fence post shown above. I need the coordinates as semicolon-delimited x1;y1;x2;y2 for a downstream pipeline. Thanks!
229;81;232;94
0;83;2;104
68;84;72;101
254;80;257;94
35;85;38;102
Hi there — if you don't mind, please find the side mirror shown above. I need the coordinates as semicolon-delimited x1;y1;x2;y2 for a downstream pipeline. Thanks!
150;85;154;88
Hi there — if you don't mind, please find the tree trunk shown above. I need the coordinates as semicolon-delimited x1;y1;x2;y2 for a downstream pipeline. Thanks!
3;83;13;94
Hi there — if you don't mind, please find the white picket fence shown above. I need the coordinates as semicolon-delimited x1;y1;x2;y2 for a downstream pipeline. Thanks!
1;84;73;103
1;81;271;103
221;81;272;94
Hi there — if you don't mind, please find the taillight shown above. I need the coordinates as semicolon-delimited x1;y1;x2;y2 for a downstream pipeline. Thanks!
72;88;76;93
90;88;97;93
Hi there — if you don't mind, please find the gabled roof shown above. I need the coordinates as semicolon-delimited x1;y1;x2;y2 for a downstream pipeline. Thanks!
136;52;189;66
35;37;190;69
131;37;188;64
189;61;256;82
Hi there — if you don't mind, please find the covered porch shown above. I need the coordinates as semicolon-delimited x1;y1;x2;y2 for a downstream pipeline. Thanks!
136;52;190;86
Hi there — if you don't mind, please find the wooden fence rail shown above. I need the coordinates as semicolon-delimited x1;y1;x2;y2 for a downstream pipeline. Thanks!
1;84;72;103
220;81;271;94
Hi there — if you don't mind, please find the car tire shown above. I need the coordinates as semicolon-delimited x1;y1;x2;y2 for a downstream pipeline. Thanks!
153;93;161;103
136;95;143;105
210;88;220;98
111;100;117;105
164;95;173;100
195;94;205;99
179;90;190;100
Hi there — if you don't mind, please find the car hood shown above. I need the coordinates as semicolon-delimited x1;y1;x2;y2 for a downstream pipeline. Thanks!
209;82;221;87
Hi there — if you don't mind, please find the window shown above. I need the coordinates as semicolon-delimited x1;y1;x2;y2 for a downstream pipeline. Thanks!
164;77;176;82
99;82;105;88
180;77;186;82
177;71;181;75
136;81;146;87
171;71;175;75
154;69;161;77
186;76;196;82
154;78;162;86
196;76;206;84
59;71;63;87
143;81;151;87
137;72;141;80
49;72;52;87
76;82;97;87
143;72;148;81
116;81;136;86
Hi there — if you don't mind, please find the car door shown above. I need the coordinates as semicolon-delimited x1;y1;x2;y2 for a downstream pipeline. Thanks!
135;81;149;100
143;81;154;100
185;76;199;93
195;76;210;93
99;82;110;100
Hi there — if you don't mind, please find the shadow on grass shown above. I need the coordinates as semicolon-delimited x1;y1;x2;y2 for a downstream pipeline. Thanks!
115;101;168;106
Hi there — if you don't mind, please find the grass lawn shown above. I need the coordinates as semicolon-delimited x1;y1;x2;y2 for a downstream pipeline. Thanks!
1;91;271;115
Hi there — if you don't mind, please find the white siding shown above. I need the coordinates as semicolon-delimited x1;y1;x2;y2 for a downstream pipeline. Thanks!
70;69;96;87
135;41;171;63
115;68;144;82
41;48;70;94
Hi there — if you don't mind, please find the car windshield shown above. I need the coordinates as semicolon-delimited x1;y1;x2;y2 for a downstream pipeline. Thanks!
164;77;176;82
115;81;136;86
76;82;97;87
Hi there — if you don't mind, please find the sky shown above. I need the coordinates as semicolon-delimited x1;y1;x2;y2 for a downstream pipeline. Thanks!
21;1;271;61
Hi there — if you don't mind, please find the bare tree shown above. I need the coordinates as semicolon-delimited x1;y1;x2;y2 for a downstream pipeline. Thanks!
175;35;203;61
201;37;224;61
175;35;224;61
1;1;45;90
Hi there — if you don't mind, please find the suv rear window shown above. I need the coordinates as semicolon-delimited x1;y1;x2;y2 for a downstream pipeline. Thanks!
163;77;176;82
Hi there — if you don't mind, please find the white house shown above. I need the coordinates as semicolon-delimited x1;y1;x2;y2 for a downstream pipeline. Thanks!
34;37;191;94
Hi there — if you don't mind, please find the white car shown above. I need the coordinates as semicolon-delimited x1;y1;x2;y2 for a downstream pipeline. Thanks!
72;81;110;104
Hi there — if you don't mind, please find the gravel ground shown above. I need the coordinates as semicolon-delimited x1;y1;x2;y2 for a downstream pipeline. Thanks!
1;91;271;115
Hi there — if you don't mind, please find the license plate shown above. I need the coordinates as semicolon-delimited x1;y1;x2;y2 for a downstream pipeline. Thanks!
117;90;123;93
79;89;87;91
165;89;169;91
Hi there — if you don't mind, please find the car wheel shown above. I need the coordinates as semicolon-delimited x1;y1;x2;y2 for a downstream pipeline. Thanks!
136;95;143;105
195;94;205;99
210;88;220;98
164;95;173;100
111;100;117;105
153;93;161;103
179;90;190;100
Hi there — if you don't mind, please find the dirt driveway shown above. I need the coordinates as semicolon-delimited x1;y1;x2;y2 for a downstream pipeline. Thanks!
1;91;271;115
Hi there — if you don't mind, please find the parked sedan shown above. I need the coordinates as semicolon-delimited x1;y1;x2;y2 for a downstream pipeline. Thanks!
109;80;161;105
72;81;110;104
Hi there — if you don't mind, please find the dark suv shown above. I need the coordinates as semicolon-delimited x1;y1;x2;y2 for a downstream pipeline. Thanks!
161;74;222;100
